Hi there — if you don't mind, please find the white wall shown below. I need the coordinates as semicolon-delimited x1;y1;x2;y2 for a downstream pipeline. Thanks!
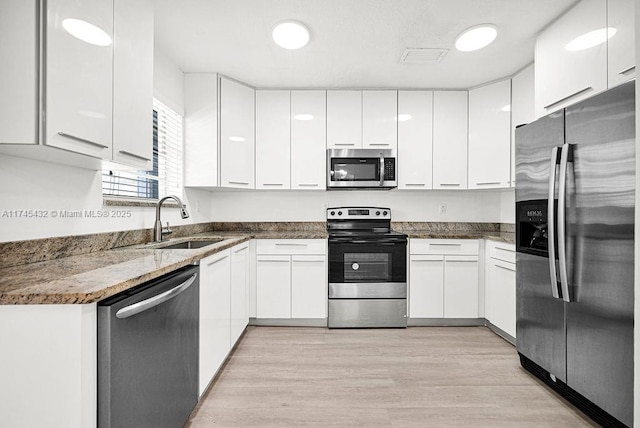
0;48;212;243
209;189;508;223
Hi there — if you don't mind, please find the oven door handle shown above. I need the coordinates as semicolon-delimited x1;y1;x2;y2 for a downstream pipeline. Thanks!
328;237;407;244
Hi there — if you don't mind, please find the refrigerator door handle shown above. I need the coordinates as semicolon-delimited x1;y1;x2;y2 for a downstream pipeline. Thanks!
558;143;571;302
547;146;560;299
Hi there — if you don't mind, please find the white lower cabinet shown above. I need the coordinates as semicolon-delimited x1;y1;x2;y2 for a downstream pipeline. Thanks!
256;239;327;320
409;239;479;319
199;249;231;396
485;241;516;338
230;242;250;346
199;242;250;397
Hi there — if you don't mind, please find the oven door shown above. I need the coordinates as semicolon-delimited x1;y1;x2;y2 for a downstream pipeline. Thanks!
328;236;406;298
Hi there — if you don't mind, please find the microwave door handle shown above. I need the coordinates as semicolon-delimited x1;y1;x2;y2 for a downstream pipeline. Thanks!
379;152;384;187
548;146;560;299
558;143;571;303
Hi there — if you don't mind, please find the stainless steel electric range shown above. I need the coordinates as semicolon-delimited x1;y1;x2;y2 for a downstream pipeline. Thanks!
327;207;407;328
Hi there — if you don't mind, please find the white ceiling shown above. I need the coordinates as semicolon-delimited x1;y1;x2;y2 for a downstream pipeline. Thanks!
153;0;577;89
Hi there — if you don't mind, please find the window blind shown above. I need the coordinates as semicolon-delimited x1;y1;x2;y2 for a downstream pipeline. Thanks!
102;98;184;200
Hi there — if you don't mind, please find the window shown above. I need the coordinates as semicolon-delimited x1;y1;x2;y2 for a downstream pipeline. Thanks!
102;98;184;200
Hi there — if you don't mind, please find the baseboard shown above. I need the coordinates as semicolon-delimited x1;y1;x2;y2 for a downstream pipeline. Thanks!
249;318;328;327
484;320;515;345
407;317;484;327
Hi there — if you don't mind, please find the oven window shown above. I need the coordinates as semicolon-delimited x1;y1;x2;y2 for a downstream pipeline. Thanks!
343;253;391;281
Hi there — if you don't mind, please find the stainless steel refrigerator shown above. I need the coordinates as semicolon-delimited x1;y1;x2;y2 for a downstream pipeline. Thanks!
515;80;634;427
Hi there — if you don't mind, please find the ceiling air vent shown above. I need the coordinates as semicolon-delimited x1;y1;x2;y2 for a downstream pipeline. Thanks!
400;48;448;64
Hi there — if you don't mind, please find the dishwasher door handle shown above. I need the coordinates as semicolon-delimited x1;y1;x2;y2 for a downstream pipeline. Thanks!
116;273;198;319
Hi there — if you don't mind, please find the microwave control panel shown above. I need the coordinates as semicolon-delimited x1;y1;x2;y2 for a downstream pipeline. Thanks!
384;158;395;180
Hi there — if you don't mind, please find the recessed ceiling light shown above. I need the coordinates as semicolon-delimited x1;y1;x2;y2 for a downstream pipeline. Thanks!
294;113;314;121
272;21;310;50
62;18;112;46
229;136;246;142
455;24;498;52
501;104;511;112
395;114;413;122
565;28;616;51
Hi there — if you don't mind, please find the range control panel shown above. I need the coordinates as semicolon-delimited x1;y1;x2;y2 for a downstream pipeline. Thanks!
326;207;391;220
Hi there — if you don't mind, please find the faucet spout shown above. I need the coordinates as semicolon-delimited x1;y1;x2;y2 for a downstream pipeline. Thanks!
154;195;189;242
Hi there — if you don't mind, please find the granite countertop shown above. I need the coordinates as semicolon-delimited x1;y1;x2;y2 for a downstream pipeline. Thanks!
0;227;513;305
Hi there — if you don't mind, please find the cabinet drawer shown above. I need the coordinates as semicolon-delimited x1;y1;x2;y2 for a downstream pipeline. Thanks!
410;239;479;256
256;239;326;255
489;242;516;264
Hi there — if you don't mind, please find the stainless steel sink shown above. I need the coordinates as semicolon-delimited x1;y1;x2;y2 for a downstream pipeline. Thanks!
151;239;223;249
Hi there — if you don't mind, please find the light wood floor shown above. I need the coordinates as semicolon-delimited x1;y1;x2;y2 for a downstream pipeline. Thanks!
186;326;597;427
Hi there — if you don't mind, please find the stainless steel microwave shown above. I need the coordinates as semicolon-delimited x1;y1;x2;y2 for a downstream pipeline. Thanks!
326;149;397;189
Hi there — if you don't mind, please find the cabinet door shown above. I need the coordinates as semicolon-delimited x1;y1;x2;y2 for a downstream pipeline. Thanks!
256;255;291;318
230;243;249;347
184;73;219;187
443;256;478;318
433;91;468;189
535;0;607;117
256;90;290;189
111;0;153;169
398;91;433;189
291;90;326;190
327;90;361;149
291;255;326;318
220;77;255;188
362;90;397;149
468;79;511;189
409;255;444;318
489;259;516;338
511;64;535;188
607;0;635;87
199;249;231;396
46;0;114;158
0;0;37;144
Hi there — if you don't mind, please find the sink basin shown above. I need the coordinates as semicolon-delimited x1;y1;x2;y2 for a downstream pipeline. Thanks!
151;239;223;249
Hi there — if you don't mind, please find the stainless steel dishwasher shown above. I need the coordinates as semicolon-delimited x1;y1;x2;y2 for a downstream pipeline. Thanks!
98;265;199;428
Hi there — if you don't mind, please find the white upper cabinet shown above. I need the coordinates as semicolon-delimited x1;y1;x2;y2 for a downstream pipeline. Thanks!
184;73;219;188
327;90;362;149
535;0;607;117
291;90;327;190
256;90;291;189
220;77;255;189
432;91;468;190
0;1;38;145
111;0;153;169
607;0;635;87
46;0;114;158
362;90;397;149
397;91;433;190
511;64;535;187
468;79;511;190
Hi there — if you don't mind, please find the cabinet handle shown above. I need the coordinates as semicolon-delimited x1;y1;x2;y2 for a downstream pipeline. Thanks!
206;255;229;266
258;259;290;263
228;181;249;185
262;183;284;186
495;263;516;272
118;150;151;161
494;246;515;252
476;181;501;186
368;143;390;146
297;183;319;187
275;243;308;246
619;66;636;75
334;143;355;146
58;132;108;149
438;183;460;187
544;87;592;110
430;243;462;246
404;183;426;187
233;245;248;253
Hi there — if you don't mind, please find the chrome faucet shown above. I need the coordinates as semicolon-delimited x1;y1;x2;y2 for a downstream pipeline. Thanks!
154;195;190;242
